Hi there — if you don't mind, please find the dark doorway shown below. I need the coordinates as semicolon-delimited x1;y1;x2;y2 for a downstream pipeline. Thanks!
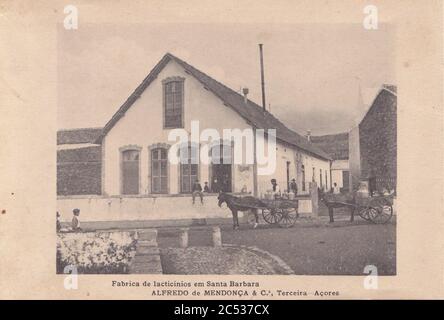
211;143;232;192
342;170;350;192
211;164;232;192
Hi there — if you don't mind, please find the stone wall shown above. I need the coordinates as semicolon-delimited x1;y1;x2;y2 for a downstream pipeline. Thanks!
57;194;313;223
359;89;397;192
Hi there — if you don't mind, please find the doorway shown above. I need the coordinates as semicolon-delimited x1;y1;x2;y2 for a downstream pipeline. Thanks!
210;143;232;192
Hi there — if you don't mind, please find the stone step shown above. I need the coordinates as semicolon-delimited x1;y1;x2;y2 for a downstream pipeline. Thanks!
138;229;158;240
128;228;163;274
130;262;163;274
136;246;160;255
132;254;161;264
138;239;158;247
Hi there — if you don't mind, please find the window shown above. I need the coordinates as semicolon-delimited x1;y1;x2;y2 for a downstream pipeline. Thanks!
320;169;323;188
151;148;168;193
325;170;328;190
312;167;315;182
163;78;184;128
121;149;140;195
180;145;199;193
301;165;305;191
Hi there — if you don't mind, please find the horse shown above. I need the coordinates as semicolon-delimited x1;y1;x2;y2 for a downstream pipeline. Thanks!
318;188;356;223
217;192;262;230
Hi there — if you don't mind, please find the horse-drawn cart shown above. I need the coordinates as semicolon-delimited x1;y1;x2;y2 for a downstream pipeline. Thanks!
217;192;299;229
320;190;394;224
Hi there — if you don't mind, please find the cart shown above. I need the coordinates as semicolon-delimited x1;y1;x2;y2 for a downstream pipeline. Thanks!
355;194;394;224
322;192;394;224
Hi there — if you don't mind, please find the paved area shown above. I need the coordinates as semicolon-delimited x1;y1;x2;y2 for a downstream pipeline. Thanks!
156;217;396;275
160;246;288;275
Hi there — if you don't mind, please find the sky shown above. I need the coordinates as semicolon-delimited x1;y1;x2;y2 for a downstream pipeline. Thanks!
58;23;395;135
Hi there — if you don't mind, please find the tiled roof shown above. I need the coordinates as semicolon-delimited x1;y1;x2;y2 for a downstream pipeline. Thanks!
310;132;349;160
96;53;331;160
57;127;103;145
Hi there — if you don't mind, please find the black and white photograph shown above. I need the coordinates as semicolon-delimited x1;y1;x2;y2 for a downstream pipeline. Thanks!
56;22;396;276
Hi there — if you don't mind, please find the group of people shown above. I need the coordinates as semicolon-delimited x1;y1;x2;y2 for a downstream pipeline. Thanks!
191;180;211;204
269;178;298;198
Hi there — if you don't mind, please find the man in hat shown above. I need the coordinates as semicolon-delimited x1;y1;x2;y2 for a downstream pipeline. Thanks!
270;179;281;198
290;178;298;195
192;179;204;204
71;208;82;232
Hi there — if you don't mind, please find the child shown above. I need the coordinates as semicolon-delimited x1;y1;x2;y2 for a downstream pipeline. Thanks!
71;208;82;232
203;182;210;193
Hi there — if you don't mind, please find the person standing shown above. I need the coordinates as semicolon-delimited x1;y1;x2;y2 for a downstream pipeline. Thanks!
289;178;298;195
270;179;281;198
333;182;341;194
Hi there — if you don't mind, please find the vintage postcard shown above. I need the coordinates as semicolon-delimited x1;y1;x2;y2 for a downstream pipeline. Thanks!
0;0;442;300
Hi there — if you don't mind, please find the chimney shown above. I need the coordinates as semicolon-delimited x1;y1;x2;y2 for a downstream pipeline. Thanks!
242;87;249;104
258;44;266;112
306;130;311;142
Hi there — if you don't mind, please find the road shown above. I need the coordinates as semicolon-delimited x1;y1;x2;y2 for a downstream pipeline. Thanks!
220;222;396;275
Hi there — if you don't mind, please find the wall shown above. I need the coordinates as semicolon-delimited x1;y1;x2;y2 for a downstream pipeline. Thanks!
298;151;331;194
331;159;349;189
57;146;101;195
359;89;397;192
348;125;361;191
255;138;330;197
57;195;313;222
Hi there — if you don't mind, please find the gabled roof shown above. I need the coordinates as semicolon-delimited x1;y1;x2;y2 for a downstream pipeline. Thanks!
57;127;103;145
310;132;349;160
95;53;331;160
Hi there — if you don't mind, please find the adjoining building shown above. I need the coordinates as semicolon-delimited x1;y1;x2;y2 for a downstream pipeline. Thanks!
57;128;102;196
348;84;397;194
57;53;331;222
311;132;349;192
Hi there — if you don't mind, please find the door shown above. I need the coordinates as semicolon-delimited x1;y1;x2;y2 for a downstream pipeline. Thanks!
210;143;232;192
342;170;350;192
211;164;232;192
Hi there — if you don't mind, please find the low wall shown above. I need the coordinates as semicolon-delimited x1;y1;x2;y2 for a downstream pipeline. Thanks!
57;194;313;223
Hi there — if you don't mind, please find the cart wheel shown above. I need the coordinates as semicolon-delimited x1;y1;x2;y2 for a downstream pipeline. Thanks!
358;206;371;221
262;208;283;224
368;205;393;224
278;208;298;228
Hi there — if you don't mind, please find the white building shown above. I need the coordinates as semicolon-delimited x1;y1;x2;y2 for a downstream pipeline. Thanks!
57;53;331;222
